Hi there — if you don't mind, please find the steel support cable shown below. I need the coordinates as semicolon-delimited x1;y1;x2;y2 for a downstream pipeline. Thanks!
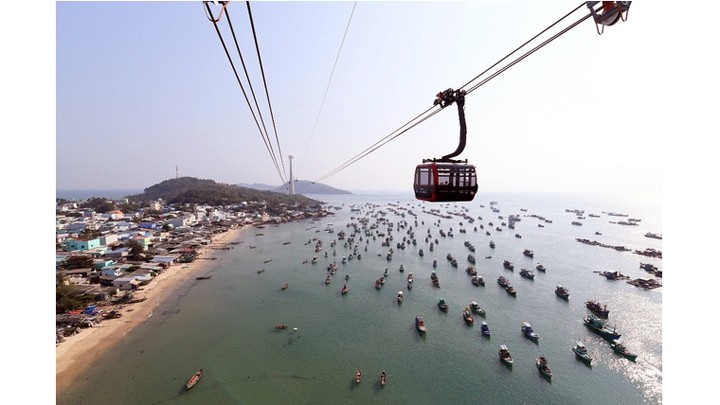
465;11;593;95
315;4;592;183
300;1;358;173
204;2;286;184
457;2;586;92
224;7;286;184
246;2;288;186
316;106;440;182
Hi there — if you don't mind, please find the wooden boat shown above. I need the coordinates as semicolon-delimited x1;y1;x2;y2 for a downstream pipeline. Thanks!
555;284;570;299
397;291;404;303
536;263;546;272
264;258;272;263
341;283;349;295
355;369;362;384
585;300;610;318
462;307;474;324
499;345;513;365
280;282;289;291
505;285;517;296
380;370;387;386
573;341;593;365
611;341;638;361
185;369;203;390
325;275;332;285
415;316;427;334
275;323;288;329
437;299;449;312
195;275;213;280
536;357;552;379
469;301;485;316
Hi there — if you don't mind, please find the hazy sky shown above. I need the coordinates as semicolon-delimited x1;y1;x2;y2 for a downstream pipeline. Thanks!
53;1;669;196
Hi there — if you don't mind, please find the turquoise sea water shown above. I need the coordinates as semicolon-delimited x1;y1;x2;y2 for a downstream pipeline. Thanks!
57;192;662;404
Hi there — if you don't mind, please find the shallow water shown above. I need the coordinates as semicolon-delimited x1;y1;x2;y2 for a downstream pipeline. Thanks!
57;192;662;404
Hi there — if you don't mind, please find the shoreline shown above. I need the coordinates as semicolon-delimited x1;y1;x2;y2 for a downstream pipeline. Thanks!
55;226;248;395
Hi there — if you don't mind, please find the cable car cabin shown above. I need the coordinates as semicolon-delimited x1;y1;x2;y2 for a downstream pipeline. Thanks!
414;161;478;202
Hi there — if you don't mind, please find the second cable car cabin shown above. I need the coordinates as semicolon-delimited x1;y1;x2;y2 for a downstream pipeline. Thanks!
414;89;478;202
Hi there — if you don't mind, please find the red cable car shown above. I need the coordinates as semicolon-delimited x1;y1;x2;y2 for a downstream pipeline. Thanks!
414;89;478;202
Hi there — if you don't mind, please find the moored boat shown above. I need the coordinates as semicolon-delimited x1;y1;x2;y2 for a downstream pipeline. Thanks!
521;322;539;341
536;357;552;379
497;276;509;287
471;275;484;286
583;314;621;341
397;291;404;303
415;316;427;334
481;321;491;337
536;263;546;272
505;285;517;296
611;341;638;361
438;299;449;312
523;249;534;258
573;341;593;365
499;345;513;365
585;300;610;318
555;284;570;299
462;306;475;324
185;369;203;390
469;301;485;316
520;269;535;280
503;260;514;270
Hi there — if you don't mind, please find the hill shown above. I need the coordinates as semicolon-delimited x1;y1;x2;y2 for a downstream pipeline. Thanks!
238;180;350;194
126;177;322;208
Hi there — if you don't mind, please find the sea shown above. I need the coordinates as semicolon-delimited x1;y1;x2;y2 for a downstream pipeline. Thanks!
56;191;663;405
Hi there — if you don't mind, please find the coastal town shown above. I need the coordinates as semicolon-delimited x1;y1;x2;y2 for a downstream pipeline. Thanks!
55;195;331;344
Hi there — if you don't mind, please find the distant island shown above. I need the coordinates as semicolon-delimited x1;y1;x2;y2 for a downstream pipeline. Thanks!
125;177;322;208
237;180;352;195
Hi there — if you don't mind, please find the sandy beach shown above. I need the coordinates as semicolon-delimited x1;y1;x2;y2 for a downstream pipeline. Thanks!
55;227;245;395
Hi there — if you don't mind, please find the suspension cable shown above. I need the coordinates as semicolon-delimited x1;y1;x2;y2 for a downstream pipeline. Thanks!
246;2;288;186
300;1;358;174
204;1;286;185
315;2;591;183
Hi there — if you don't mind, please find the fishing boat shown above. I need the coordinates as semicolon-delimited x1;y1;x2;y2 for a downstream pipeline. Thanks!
415;316;427;334
375;278;382;290
536;357;552;379
469;301;485;316
536;263;546;272
481;321;491;337
274;323;288;329
519;269;535;280
195;275;213;280
397;291;404;304
438;299;449;312
432;258;438;267
505;285;517;296
185;369;203;390
462;307;474;324
521;322;539;341
264;258;272;263
466;266;477;276
499;345;513;365
341;283;349;295
355;369;362;384
399;264;405;272
471;275;484;286
325;275;332;285
380;370;387;386
280;282;288;291
583;314;621;341
384;267;389;277
489;241;496;249
611;341;638;361
497;276;509;287
503;260;514;270
468;254;476;263
555;284;570;299
585;300;610;318
523;249;534;258
573;341;593;365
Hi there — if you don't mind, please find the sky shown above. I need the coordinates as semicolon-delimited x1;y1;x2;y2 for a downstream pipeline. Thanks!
49;1;672;198
7;2;720;402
